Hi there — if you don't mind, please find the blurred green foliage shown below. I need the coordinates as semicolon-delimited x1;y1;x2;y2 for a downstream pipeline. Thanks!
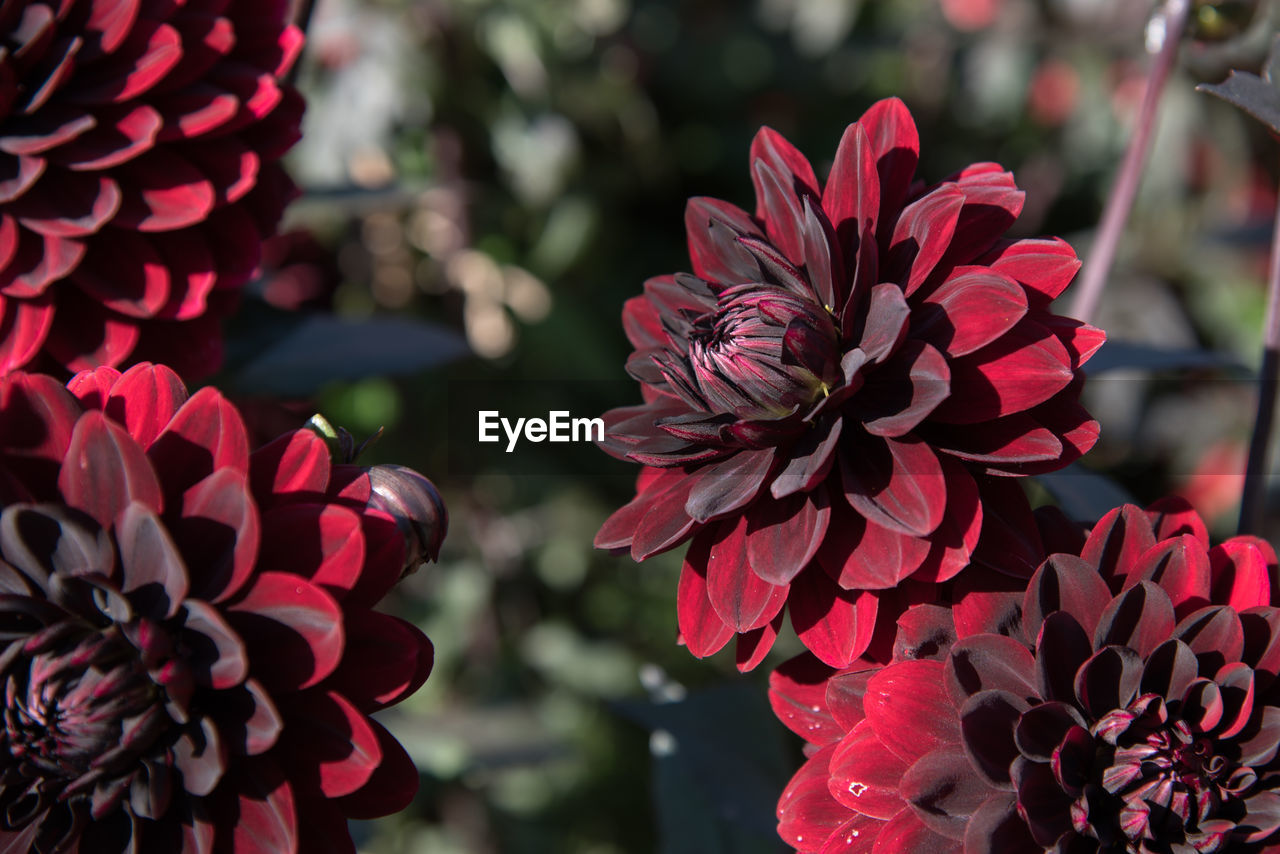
250;0;1280;850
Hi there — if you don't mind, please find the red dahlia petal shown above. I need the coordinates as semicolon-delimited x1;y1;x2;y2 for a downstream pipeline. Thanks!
116;501;190;618
857;97;919;241
863;660;959;764
823;121;879;285
861;339;949;438
334;718;421;819
980;237;1081;307
280;690;381;799
630;474;698;560
173;716;227;797
48;103;161;171
927;412;1062;467
1073;646;1142;720
1034;612;1093;705
1175;606;1245;671
1146;494;1211;545
82;0;140;56
827;668;875;732
71;229;173;318
932;318;1074;423
684;446;774;523
1138;638;1199;702
855;283;910;364
1129;533;1211;615
684;197;762;285
735;612;783;672
958;690;1028;786
750;125;820;210
258;503;365;599
770;416;842;499
791;568;879;669
900;745;995;840
328;609;433;712
2;230;85;297
706;515;788;632
913;269;1028;358
1022;553;1110;644
59;410;163;526
71;19;183;104
249;428;330;506
226;571;344;692
840;434;945;538
1092;581;1176;659
15;171;122;237
218;759;298;854
776;746;851;852
829;720;910;818
150;385;251;499
940;165;1024;268
676;533;734;658
1211;540;1272;611
962;793;1039;854
42;289;140;370
769;653;842;746
175;467;260;603
970;477;1044;579
909;458;981;584
885;185;964;297
869;806;958;854
0;292;53;373
74;361;187;448
1080;503;1158;586
817;508;930;591
944;634;1037;707
745;490;829;586
754;158;810;269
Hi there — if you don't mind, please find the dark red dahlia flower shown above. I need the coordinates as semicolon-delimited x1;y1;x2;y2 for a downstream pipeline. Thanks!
0;0;304;377
770;498;1280;853
0;363;443;853
596;97;1103;670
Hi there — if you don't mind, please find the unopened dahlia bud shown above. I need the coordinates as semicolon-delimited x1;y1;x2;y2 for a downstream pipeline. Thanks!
366;464;448;572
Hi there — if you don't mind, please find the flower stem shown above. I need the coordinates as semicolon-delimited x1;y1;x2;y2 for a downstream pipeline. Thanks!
1238;171;1280;536
1069;0;1192;324
285;0;319;86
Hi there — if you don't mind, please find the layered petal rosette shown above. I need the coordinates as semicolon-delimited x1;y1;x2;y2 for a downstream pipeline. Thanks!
771;499;1280;853
596;97;1103;670
0;363;443;853
0;0;304;376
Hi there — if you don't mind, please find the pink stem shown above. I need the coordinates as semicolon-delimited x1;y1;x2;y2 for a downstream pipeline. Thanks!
1069;0;1192;324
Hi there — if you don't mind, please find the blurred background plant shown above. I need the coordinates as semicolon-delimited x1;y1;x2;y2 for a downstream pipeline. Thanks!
232;0;1280;850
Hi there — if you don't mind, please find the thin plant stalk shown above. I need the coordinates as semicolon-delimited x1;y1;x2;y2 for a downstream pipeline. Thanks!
1069;0;1192;324
1239;175;1280;536
285;0;319;87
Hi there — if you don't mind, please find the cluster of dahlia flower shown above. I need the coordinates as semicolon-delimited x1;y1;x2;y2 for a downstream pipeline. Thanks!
0;5;449;852
0;364;445;853
598;97;1102;671
598;97;1280;852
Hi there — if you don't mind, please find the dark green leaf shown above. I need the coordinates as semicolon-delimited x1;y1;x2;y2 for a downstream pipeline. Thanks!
1196;36;1280;136
614;682;791;854
229;314;468;395
1037;465;1136;525
1084;339;1246;375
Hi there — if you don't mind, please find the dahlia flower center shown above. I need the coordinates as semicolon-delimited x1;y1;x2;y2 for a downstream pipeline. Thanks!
685;285;840;418
4;628;158;784
1089;699;1247;848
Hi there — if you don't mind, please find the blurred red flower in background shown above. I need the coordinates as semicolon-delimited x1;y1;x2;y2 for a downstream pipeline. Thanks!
597;98;1102;671
0;0;304;377
771;498;1280;852
0;363;443;853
